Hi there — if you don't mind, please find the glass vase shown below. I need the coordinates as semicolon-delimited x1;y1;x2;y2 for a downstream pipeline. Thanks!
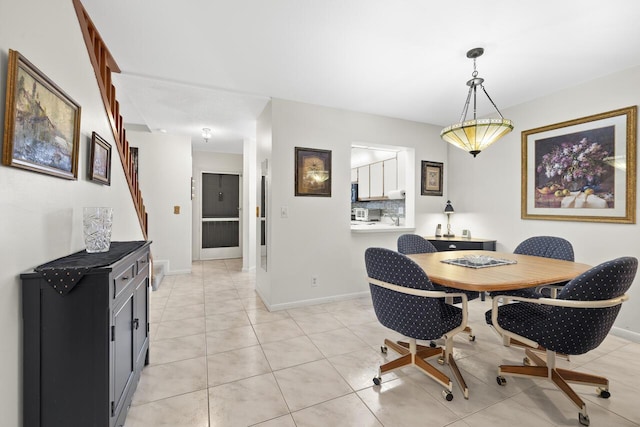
83;207;113;253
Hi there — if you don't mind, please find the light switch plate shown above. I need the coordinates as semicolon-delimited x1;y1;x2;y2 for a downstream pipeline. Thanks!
174;206;180;214
280;206;288;218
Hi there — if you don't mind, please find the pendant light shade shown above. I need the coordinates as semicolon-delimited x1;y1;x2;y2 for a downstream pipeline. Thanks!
440;48;513;157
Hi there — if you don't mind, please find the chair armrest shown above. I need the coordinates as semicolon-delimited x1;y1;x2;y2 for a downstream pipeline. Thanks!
490;293;629;349
492;294;629;309
367;277;468;303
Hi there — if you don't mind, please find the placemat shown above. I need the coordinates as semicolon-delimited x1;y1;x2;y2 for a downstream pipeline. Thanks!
441;257;517;269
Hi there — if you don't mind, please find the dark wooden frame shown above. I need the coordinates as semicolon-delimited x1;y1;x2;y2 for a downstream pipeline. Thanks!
522;106;636;223
2;49;81;179
295;147;332;197
89;132;111;185
421;161;443;196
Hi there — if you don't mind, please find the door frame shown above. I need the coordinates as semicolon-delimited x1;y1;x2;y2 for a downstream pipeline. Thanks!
198;170;243;260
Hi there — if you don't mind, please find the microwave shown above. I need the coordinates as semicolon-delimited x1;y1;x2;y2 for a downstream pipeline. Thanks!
353;208;381;221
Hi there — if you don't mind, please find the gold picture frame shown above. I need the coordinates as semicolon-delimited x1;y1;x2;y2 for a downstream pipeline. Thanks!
294;147;331;197
2;49;81;179
522;106;636;223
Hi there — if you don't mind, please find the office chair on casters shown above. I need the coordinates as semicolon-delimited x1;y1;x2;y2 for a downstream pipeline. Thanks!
365;247;469;401
486;256;637;426
397;234;477;344
513;236;575;298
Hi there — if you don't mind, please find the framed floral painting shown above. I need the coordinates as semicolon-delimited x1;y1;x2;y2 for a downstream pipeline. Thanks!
521;106;636;223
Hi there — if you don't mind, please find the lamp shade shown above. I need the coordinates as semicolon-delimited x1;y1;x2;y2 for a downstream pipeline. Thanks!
440;47;513;157
440;118;514;157
444;200;455;213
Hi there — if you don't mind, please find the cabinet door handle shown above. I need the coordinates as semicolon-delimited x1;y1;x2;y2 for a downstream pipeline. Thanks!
133;318;140;330
448;244;457;249
121;275;130;280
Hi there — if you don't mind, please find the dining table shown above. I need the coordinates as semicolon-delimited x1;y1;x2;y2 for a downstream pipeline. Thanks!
406;250;592;293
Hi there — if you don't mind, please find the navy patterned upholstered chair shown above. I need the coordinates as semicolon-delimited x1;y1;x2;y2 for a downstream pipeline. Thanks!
486;256;637;426
491;236;575;299
397;234;438;255
397;234;478;342
365;247;469;401
516;236;574;297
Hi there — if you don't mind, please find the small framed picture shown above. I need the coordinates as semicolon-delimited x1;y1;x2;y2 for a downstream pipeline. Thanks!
421;161;443;196
89;132;111;185
295;147;331;197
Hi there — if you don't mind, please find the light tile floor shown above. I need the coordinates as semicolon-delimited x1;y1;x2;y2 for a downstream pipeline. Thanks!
125;259;640;427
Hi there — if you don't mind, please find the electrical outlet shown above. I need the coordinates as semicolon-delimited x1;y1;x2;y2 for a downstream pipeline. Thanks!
311;276;318;287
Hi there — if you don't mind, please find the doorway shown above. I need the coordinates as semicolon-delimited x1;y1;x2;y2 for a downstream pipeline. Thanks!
200;172;242;259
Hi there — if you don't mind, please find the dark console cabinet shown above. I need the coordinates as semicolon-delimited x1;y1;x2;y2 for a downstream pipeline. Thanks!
21;241;151;427
426;236;496;252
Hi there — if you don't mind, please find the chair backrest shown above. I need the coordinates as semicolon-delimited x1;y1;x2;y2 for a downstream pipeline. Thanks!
397;234;438;255
542;257;637;355
514;236;574;261
364;247;454;340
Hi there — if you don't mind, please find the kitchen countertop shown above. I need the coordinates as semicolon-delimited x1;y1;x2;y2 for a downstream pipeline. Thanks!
350;221;415;233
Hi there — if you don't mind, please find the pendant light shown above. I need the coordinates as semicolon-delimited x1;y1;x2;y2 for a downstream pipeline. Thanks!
440;47;513;157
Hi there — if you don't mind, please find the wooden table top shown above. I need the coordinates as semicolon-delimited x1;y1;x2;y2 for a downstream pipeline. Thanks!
406;250;592;292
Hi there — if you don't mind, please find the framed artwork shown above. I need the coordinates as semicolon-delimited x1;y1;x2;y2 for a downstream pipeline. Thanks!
522;106;636;223
294;147;331;197
421;161;443;196
130;147;139;176
2;49;81;179
89;132;111;185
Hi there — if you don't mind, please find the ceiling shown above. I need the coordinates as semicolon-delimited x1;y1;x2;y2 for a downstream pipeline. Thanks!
80;0;640;154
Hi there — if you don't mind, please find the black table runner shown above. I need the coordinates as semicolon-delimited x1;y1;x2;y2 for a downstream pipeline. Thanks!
35;241;148;295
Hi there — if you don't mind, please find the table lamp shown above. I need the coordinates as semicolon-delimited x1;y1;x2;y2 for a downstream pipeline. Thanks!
444;200;455;237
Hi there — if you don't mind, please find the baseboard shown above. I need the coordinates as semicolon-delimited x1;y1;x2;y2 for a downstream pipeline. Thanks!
611;326;640;343
165;269;192;275
265;291;370;312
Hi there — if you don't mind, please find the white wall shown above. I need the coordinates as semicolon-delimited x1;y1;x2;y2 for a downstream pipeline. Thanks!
0;0;146;424
256;102;273;302
191;151;243;260
259;99;448;310
448;65;640;341
129;131;193;274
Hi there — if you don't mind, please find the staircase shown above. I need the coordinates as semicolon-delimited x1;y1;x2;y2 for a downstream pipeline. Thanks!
72;0;148;239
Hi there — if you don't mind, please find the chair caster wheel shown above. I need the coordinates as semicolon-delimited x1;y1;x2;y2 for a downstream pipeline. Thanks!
496;376;506;386
469;335;476;342
373;377;381;386
442;390;453;401
579;412;590;426
523;357;531;366
380;346;387;354
597;387;610;398
437;357;445;365
429;341;437;348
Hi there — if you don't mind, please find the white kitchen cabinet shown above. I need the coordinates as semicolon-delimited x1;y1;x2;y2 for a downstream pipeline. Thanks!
357;165;369;199
369;162;384;198
383;158;397;196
